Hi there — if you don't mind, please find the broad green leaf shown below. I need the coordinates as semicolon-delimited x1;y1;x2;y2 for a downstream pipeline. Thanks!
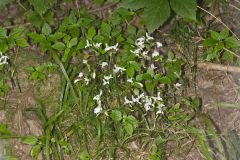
28;0;56;15
220;28;229;39
0;124;11;135
126;115;138;128
143;0;170;33
124;123;133;135
0;27;7;39
67;37;78;48
48;32;65;42
170;0;197;20
31;145;42;157
225;37;240;48
121;0;149;10
87;27;96;40
42;23;52;36
101;22;111;36
52;42;65;51
203;38;217;47
23;136;38;145
110;110;122;122
159;76;172;84
9;27;24;39
126;66;135;78
16;38;29;47
77;39;86;50
210;30;222;41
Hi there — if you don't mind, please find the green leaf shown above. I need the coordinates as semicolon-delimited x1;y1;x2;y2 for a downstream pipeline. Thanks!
23;136;38;145
126;66;135;78
16;38;29;47
77;39;86;50
210;30;222;41
48;32;65;42
42;23;52;36
101;22;111;36
121;0;148;10
143;0;170;33
87;27;96;40
225;37;240;48
67;37;78;48
159;76;172;84
124;123;133;135
28;0;56;15
31;145;42;157
0;27;7;39
220;28;229;39
52;42;65;51
203;38;217;47
170;0;197;20
110;110;122;122
126;115;138;128
0;124;11;135
9;27;24;39
0;0;14;8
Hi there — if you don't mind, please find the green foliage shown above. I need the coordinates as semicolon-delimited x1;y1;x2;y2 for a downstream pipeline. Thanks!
203;28;240;62
0;0;14;8
28;0;56;15
121;0;197;32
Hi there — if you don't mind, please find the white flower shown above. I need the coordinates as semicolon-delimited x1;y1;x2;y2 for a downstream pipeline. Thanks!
127;78;133;83
135;82;143;88
156;109;163;114
156;103;165;114
0;52;8;65
103;75;113;86
94;105;102;116
74;72;84;83
156;92;163;101
78;72;84;78
74;79;81;84
113;65;126;73
174;83;182;87
105;43;118;51
150;64;157;69
83;60;88;64
100;62;108;68
146;33;154;41
135;37;145;49
85;40;91;48
93;90;103;116
84;77;90;85
132;95;142;104
144;96;153;111
92;72;96;79
152;50;159;58
156;42;163;48
93;42;102;48
124;97;133;105
142;51;148;56
131;48;141;55
93;90;103;101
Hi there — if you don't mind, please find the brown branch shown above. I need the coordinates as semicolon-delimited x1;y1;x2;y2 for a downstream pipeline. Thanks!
89;3;117;13
198;62;240;73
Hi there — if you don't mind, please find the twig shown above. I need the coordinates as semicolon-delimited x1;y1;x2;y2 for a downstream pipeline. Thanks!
198;62;240;73
89;3;117;13
197;5;240;40
4;22;31;29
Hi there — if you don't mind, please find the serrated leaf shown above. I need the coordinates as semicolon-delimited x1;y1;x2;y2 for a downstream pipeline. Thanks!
143;0;170;33
42;23;52;36
67;37;78;48
124;123;133;135
225;37;240;48
170;0;197;20
121;0;148;10
31;145;42;157
28;0;56;15
52;42;65;51
210;30;222;41
110;110;122;122
87;27;96;40
101;22;111;36
23;136;38;145
16;38;29;47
